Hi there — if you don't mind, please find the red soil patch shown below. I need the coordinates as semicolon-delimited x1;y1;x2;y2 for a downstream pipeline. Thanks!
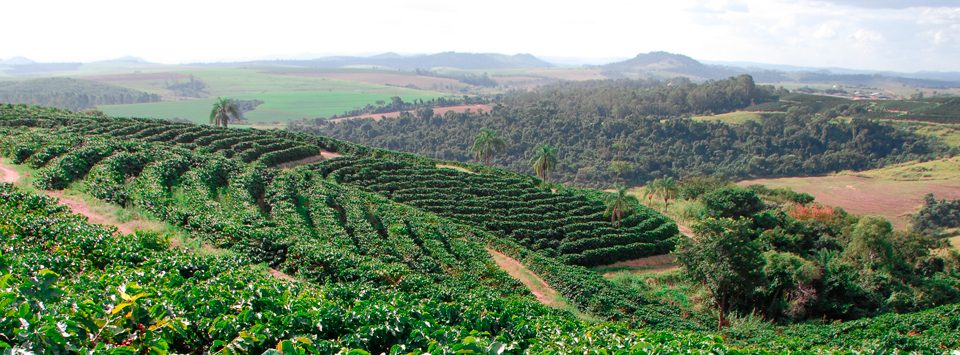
44;191;137;235
487;248;566;308
740;175;960;229
328;104;492;123
274;150;342;169
269;268;297;282
0;164;20;183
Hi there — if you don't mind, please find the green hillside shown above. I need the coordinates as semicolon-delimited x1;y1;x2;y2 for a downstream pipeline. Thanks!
1;104;958;353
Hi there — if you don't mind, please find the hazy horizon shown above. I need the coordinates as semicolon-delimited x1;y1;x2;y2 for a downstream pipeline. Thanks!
3;0;959;72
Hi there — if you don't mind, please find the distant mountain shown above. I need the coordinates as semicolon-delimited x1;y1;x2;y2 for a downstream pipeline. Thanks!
0;56;36;66
601;51;740;80
238;52;553;70
602;51;960;88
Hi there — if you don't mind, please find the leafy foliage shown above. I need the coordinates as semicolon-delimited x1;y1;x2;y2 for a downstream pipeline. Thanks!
306;76;947;187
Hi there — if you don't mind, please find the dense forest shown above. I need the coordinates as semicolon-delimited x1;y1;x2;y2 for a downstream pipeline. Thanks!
303;76;949;187
0;77;160;111
914;194;960;236
665;181;960;324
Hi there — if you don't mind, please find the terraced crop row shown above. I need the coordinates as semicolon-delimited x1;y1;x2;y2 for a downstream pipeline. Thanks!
0;183;745;353
315;156;678;266
0;105;325;167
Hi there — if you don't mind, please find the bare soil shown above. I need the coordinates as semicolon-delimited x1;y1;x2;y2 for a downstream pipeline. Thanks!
740;175;960;229
269;268;297;282
43;191;137;235
435;164;474;174
327;104;493;123
0;164;20;183
275;150;342;169
487;248;566;308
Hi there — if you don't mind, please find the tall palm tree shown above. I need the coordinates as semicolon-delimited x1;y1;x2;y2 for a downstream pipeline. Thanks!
531;144;558;182
471;128;506;165
605;185;637;226
209;97;240;128
648;177;679;211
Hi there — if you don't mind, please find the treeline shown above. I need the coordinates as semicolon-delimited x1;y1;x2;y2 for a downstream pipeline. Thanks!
322;95;489;119
415;69;498;87
0;77;160;111
670;181;960;324
304;76;948;187
914;194;960;236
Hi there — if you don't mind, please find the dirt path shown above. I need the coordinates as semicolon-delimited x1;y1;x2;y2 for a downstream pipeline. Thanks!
0;164;20;183
487;248;566;308
275;150;343;169
44;191;139;235
436;164;475;174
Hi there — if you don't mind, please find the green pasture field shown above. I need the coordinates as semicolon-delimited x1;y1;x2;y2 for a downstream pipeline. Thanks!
93;67;446;123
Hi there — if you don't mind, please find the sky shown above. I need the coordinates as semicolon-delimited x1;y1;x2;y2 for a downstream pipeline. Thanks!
2;0;959;72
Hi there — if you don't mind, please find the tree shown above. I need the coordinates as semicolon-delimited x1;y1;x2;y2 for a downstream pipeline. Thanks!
209;97;240;128
647;177;678;211
701;186;765;219
608;160;633;183
676;217;764;330
471;128;506;165
605;185;637;226
531;144;558;182
844;216;897;271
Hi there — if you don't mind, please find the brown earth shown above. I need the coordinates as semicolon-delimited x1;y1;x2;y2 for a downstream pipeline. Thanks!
44;191;139;235
0;164;20;183
275;150;343;169
740;175;960;229
328;104;493;123
487;248;566;308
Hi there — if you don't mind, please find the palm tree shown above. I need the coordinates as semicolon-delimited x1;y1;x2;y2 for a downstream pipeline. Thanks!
605;185;637;226
530;144;558;182
648;177;679;211
209;97;240;128
471;128;506;165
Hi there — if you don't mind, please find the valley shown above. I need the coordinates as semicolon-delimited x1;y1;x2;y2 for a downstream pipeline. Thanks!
3;2;960;350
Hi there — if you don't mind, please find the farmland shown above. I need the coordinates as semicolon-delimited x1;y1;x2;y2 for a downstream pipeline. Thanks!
92;68;446;124
1;103;959;352
740;157;960;229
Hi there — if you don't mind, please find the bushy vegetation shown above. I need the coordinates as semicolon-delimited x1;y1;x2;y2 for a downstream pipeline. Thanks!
307;76;947;187
315;156;678;266
0;183;739;353
672;183;960;324
1;103;958;352
914;193;960;236
0;77;160;110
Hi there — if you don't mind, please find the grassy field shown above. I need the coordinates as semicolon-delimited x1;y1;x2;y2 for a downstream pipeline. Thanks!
740;157;960;229
884;120;960;148
90;67;447;123
691;111;763;124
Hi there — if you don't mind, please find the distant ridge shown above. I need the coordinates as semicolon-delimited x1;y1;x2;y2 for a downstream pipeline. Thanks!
237;51;553;70
601;51;960;88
